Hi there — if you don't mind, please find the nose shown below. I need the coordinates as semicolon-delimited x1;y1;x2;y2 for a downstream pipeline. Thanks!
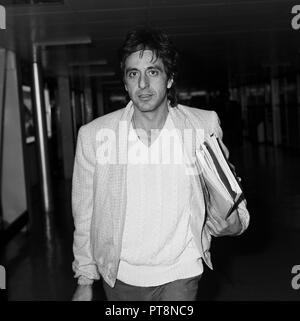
138;73;149;89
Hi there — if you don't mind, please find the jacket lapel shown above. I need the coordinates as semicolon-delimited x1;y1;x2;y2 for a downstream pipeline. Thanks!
109;101;134;259
169;105;207;255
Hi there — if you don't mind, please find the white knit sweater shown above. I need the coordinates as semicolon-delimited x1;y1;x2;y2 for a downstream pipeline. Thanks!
117;114;203;286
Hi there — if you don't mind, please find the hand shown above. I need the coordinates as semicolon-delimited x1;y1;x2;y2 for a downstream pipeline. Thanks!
72;284;93;301
206;209;242;237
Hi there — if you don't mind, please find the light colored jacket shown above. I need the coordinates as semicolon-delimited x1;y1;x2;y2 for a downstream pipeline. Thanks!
72;101;250;288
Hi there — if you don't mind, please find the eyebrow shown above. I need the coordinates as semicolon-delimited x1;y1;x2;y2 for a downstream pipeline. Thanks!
125;67;138;75
125;65;164;75
149;65;163;72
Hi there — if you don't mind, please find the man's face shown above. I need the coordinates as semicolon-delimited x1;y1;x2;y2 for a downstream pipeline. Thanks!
124;49;173;113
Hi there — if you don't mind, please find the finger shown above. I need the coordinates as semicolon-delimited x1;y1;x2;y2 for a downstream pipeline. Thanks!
207;213;230;235
209;209;229;229
207;213;223;230
206;220;219;236
226;210;240;224
207;205;224;225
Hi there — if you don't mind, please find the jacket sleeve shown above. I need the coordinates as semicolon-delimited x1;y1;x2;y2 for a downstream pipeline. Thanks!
211;111;250;235
72;126;100;281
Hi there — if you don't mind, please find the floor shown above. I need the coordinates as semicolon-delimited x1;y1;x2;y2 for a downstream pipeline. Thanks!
1;141;300;301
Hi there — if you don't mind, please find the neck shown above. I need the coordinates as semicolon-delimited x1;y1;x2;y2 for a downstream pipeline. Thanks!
133;103;169;133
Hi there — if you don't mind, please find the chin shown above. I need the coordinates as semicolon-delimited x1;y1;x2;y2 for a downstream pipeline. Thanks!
134;101;157;112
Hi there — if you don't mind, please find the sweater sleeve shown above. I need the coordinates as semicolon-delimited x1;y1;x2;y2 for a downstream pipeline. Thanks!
72;126;100;282
210;111;250;235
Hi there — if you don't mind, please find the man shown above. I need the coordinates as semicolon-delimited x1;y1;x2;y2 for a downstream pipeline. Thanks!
71;27;249;301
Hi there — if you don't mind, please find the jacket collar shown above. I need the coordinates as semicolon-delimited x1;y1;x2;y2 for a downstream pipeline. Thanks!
120;100;190;132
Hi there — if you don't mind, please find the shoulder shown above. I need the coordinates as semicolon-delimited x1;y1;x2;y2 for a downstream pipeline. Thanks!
78;107;125;139
177;104;220;131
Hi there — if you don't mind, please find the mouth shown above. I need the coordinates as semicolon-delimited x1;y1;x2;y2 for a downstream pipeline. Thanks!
138;93;153;101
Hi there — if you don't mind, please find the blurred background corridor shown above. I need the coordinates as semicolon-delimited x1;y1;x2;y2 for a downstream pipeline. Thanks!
0;0;300;301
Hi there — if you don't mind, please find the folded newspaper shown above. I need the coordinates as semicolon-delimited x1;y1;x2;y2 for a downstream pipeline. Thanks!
195;134;244;220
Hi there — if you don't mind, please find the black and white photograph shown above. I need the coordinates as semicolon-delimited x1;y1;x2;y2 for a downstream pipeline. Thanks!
0;0;299;311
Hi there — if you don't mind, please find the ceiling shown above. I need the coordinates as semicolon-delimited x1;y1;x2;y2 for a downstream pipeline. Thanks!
0;0;299;90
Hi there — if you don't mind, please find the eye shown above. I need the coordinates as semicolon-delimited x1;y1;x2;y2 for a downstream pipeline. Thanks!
127;71;138;78
148;69;159;76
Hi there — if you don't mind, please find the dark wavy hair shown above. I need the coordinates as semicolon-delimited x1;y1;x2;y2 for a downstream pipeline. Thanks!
119;27;179;107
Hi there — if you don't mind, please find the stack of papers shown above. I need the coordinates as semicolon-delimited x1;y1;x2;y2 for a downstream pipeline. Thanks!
195;134;244;219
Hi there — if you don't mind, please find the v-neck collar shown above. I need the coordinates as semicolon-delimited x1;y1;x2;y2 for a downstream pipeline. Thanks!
131;112;171;148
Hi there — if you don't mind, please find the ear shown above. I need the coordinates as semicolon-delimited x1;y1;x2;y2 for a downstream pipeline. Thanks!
167;78;173;89
124;83;128;92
